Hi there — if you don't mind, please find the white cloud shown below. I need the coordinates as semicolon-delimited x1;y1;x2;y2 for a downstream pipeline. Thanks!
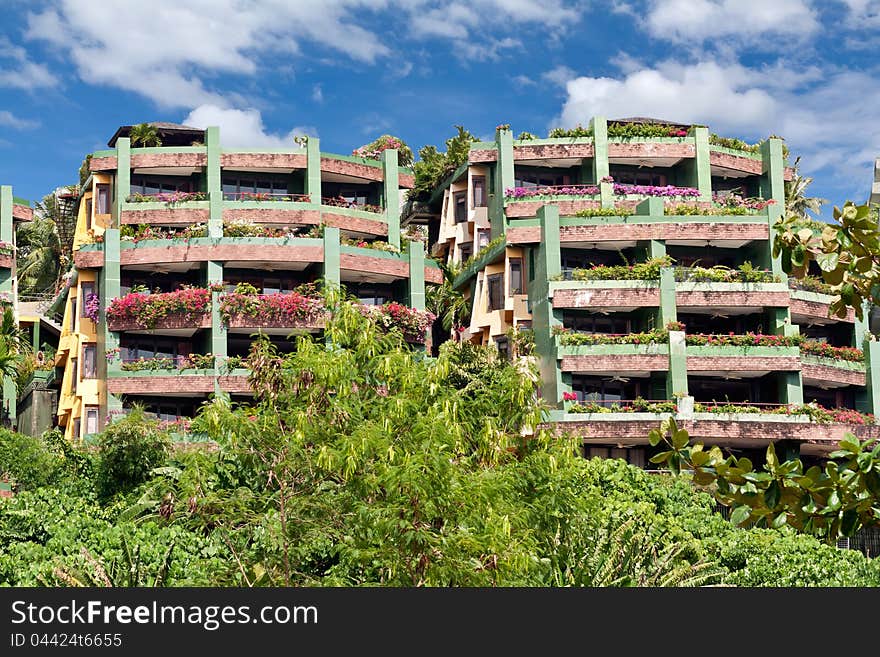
549;60;880;202
512;74;537;88
838;0;880;26
312;85;324;103
0;37;57;90
25;0;391;109
640;0;820;44
183;104;316;148
0;110;39;130
406;0;580;61
543;65;577;87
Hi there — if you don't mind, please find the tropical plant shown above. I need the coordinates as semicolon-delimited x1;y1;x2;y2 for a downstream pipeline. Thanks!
16;194;67;296
785;156;828;221
774;201;878;319
427;262;469;338
648;417;880;542
128;123;162;148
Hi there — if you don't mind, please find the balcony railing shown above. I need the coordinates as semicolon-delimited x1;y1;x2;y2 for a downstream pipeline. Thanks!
320;197;384;214
223;192;310;202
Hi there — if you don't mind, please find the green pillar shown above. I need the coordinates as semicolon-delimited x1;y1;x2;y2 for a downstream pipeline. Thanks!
407;240;425;311
778;371;803;405
531;205;566;404
636;197;664;218
865;340;880;419
0;185;13;244
32;321;40;352
590;116;611;208
667;330;687;398
760;138;786;207
207;261;226;393
854;302;870;346
492;126;514;240
100;228;123;417
306;137;322;204
692;126;712;201
770;307;797;337
113;138;130;228
206;126;222;238
323;225;341;290
382;148;400;249
0;188;14;425
659;267;676;326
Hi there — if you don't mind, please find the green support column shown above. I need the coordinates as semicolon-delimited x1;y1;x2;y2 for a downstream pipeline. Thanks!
32;321;40;352
407;240;425;311
113;138;130;229
206;126;222;238
0;187;13;426
305;138;322;204
207;261;226;394
854;302;870;346
0;185;13;244
667;330;687;398
691;126;712;201
636;197;664;218
492;127;514;239
382;149;400;249
778;371;804;405
770;307;797;337
760;138;786;207
322;225;341;290
100;229;123;418
865;340;880;420
659;267;676;326
530;205;566;404
590;116;611;208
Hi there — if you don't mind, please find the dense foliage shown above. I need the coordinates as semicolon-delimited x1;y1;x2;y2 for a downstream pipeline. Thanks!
410;126;478;201
1;301;877;586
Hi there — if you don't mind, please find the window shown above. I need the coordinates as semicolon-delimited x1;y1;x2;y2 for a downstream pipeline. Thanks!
85;198;93;231
85;407;99;435
585;446;645;468
95;184;110;214
496;337;510;360
72;418;81;440
459;242;473;264
71;358;77;383
609;167;667;187
477;230;489;249
528;248;535;282
80;282;96;317
70;297;77;327
454;191;467;223
509;258;523;295
472;176;486;207
131;175;193;196
82;344;97;379
513;168;571;188
487;273;504;311
222;175;290;200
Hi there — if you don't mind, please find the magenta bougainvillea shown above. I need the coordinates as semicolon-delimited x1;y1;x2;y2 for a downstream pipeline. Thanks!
106;287;211;329
84;292;101;322
219;291;325;325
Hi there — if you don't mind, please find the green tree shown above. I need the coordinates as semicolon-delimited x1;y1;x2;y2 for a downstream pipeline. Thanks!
96;407;171;498
129;123;162;147
410;126;477;200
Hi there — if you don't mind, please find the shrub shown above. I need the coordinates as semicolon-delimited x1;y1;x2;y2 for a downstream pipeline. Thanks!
106;287;211;329
0;428;66;490
96;408;172;498
570;256;672;281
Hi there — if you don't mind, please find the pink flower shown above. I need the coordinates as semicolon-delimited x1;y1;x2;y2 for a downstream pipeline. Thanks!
562;391;578;401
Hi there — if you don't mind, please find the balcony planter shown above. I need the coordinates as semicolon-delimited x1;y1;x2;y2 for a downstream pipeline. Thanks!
107;288;212;331
219;291;325;330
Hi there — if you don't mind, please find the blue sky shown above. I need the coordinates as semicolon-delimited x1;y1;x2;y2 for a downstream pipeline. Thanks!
1;0;879;216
